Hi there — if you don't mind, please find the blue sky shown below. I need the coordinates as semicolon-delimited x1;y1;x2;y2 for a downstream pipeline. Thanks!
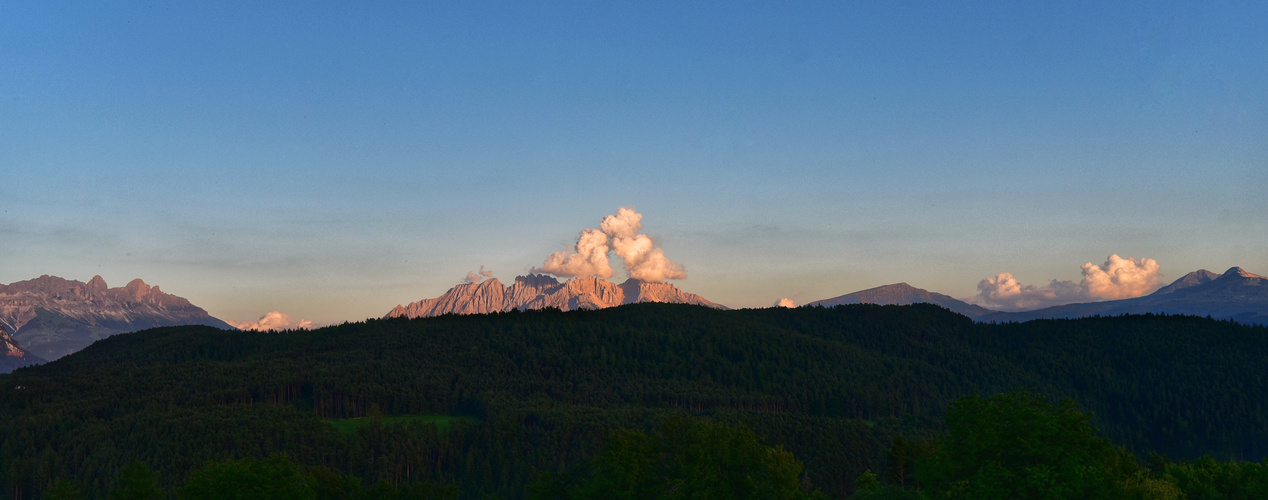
3;2;1265;324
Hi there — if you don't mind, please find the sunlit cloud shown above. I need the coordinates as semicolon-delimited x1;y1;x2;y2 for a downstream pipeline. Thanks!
228;311;317;331
1081;254;1161;300
533;206;686;282
463;265;495;284
534;228;614;279
975;273;1085;311
975;254;1162;311
774;297;797;308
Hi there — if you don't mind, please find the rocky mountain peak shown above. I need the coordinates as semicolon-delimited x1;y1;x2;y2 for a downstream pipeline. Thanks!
0;274;231;365
1152;269;1221;295
86;275;108;293
387;275;725;319
475;277;504;289
123;278;151;301
1224;267;1263;279
8;275;78;296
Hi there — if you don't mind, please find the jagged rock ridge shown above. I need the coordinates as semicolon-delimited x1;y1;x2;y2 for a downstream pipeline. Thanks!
386;274;726;319
0;275;233;365
808;282;993;319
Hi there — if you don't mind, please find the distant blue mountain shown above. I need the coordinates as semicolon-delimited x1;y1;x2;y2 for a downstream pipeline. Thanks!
980;267;1268;325
808;282;994;319
810;267;1268;326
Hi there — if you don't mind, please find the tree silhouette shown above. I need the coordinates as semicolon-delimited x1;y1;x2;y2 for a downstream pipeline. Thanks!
917;392;1130;499
109;463;164;500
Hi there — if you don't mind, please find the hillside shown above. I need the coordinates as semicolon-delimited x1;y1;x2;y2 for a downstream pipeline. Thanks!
2;304;1265;498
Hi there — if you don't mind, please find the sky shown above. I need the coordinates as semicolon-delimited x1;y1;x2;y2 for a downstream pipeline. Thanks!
3;2;1266;325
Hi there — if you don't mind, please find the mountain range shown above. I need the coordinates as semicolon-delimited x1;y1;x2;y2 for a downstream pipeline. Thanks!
386;266;1268;326
0;275;233;369
5;265;1263;372
980;267;1268;324
386;274;725;319
810;267;1268;326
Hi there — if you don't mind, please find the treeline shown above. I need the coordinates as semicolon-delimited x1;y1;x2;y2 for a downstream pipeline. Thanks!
33;393;1268;499
851;392;1268;499
1;304;1266;498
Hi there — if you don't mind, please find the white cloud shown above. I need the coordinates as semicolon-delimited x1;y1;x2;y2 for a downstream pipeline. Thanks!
533;228;614;278
774;297;796;308
463;265;496;283
976;273;1084;311
228;311;317;331
1081;254;1161;300
975;254;1162;311
533;206;686;282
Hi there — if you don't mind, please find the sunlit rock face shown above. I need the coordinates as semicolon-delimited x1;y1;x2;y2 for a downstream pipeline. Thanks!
0;275;232;363
1;327;41;373
385;274;726;319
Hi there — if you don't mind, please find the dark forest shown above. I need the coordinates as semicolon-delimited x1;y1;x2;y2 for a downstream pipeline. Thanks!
3;304;1266;498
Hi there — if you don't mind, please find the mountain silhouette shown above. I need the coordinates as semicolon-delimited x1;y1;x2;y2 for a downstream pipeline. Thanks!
808;282;993;318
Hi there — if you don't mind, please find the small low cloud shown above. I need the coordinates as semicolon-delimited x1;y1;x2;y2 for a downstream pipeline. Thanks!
975;254;1162;311
976;273;1084;311
463;265;496;284
228;311;316;331
774;298;796;308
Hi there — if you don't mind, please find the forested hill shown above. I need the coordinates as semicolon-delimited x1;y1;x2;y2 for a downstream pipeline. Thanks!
2;303;1266;498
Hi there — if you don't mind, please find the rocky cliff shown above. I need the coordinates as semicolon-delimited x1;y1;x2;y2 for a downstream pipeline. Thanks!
0;275;233;364
1;327;41;373
386;274;726;319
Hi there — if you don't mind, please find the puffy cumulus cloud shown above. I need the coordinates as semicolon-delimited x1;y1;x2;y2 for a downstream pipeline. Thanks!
599;206;643;239
228;311;316;332
1082;255;1161;300
601;207;688;282
976;273;1084;311
533;228;614;278
533;206;686;282
774;298;797;308
463;265;496;284
975;254;1162;311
